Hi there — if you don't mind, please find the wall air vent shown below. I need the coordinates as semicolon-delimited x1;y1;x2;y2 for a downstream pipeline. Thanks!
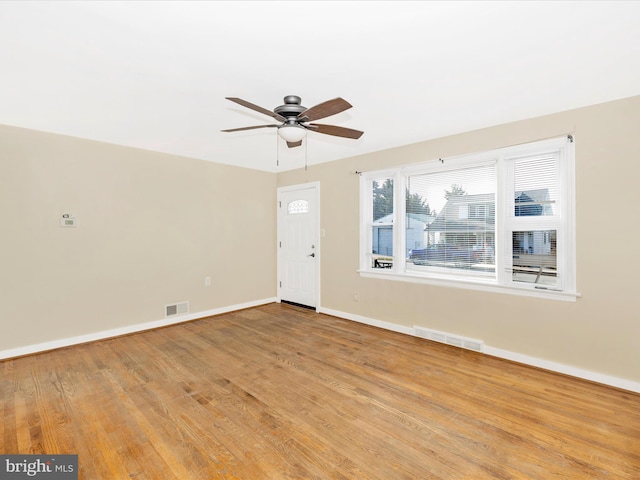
413;326;484;353
165;301;189;318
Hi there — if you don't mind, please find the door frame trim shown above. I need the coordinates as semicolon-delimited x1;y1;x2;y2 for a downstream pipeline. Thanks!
277;181;321;311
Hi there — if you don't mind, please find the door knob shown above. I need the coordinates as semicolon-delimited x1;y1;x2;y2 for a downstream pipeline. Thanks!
307;252;315;257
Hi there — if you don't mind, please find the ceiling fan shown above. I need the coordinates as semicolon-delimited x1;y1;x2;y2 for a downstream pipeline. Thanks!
222;95;364;148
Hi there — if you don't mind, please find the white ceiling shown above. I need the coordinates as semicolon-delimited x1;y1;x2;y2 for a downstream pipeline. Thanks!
1;1;639;173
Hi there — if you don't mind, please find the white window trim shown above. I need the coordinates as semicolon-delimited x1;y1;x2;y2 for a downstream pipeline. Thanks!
359;136;578;301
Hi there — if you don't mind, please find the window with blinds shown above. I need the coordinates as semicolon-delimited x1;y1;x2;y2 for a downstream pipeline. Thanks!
359;136;576;299
506;152;562;288
406;164;496;279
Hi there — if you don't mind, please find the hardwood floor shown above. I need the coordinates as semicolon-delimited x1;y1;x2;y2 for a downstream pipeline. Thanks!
2;303;639;479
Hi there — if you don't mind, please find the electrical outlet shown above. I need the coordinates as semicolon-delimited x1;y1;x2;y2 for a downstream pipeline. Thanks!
204;276;212;287
353;292;359;302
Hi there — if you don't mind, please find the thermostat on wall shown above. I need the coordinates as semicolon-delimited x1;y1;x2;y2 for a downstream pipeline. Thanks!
60;214;78;227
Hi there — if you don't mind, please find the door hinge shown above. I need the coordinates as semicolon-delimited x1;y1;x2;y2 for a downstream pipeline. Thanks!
279;281;282;288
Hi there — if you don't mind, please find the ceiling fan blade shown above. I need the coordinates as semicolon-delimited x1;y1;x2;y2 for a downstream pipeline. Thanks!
286;140;303;148
221;124;278;133
298;97;352;122
225;97;286;122
308;123;364;140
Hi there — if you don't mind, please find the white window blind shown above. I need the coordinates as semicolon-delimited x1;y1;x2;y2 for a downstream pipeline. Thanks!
406;164;496;279
506;152;562;288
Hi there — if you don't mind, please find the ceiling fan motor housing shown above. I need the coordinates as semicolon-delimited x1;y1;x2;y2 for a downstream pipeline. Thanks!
274;95;307;120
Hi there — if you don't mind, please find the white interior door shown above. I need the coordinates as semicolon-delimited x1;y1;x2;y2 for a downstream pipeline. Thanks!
277;183;319;309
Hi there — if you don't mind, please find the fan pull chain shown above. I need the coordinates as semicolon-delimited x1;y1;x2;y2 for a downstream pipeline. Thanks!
276;132;280;167
305;136;308;171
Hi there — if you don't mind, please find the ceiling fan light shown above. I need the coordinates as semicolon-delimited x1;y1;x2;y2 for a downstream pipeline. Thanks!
278;125;307;143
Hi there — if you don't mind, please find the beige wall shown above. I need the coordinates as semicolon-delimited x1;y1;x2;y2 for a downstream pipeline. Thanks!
0;125;277;350
2;96;639;385
278;95;640;384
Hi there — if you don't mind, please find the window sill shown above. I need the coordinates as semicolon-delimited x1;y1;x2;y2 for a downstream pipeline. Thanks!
358;269;580;302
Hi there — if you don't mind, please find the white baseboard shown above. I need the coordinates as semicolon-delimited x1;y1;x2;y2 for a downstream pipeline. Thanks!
0;297;277;361
482;346;640;394
320;307;416;336
319;307;640;394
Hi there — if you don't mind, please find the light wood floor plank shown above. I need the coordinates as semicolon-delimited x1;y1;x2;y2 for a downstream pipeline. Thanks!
1;303;639;479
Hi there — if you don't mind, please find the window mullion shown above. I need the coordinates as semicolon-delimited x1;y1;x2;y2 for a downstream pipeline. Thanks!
394;172;406;273
495;156;509;286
